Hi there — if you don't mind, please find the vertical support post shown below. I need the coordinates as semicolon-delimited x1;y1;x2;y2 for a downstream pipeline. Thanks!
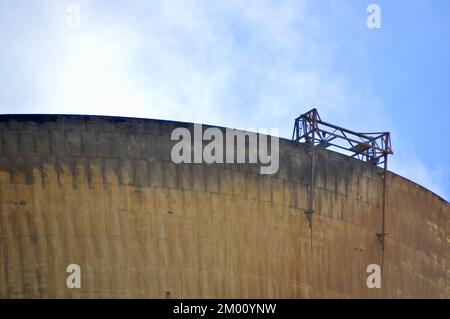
382;157;387;248
292;119;296;141
305;114;316;229
377;154;388;270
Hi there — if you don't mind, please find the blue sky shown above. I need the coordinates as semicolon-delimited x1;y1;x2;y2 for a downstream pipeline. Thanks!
0;0;449;200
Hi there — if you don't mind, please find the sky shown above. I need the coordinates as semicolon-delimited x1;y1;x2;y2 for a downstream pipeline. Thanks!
0;0;449;200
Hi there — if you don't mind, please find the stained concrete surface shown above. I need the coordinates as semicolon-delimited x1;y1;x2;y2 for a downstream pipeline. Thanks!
0;115;448;298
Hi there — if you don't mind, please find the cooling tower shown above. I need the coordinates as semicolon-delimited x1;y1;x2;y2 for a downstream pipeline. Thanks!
0;114;448;298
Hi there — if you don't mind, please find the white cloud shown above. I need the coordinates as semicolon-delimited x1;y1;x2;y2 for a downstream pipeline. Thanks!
13;0;344;132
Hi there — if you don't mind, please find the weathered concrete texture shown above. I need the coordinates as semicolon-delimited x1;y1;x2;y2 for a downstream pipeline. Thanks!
0;114;448;298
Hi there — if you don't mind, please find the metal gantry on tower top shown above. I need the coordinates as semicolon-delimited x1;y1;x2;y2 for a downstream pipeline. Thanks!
292;108;392;165
292;108;393;260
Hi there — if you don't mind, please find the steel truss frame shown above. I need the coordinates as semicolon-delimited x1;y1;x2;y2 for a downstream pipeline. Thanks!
292;108;392;165
292;108;393;262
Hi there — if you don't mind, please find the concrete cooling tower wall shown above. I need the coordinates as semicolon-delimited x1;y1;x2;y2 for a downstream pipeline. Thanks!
0;115;448;298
